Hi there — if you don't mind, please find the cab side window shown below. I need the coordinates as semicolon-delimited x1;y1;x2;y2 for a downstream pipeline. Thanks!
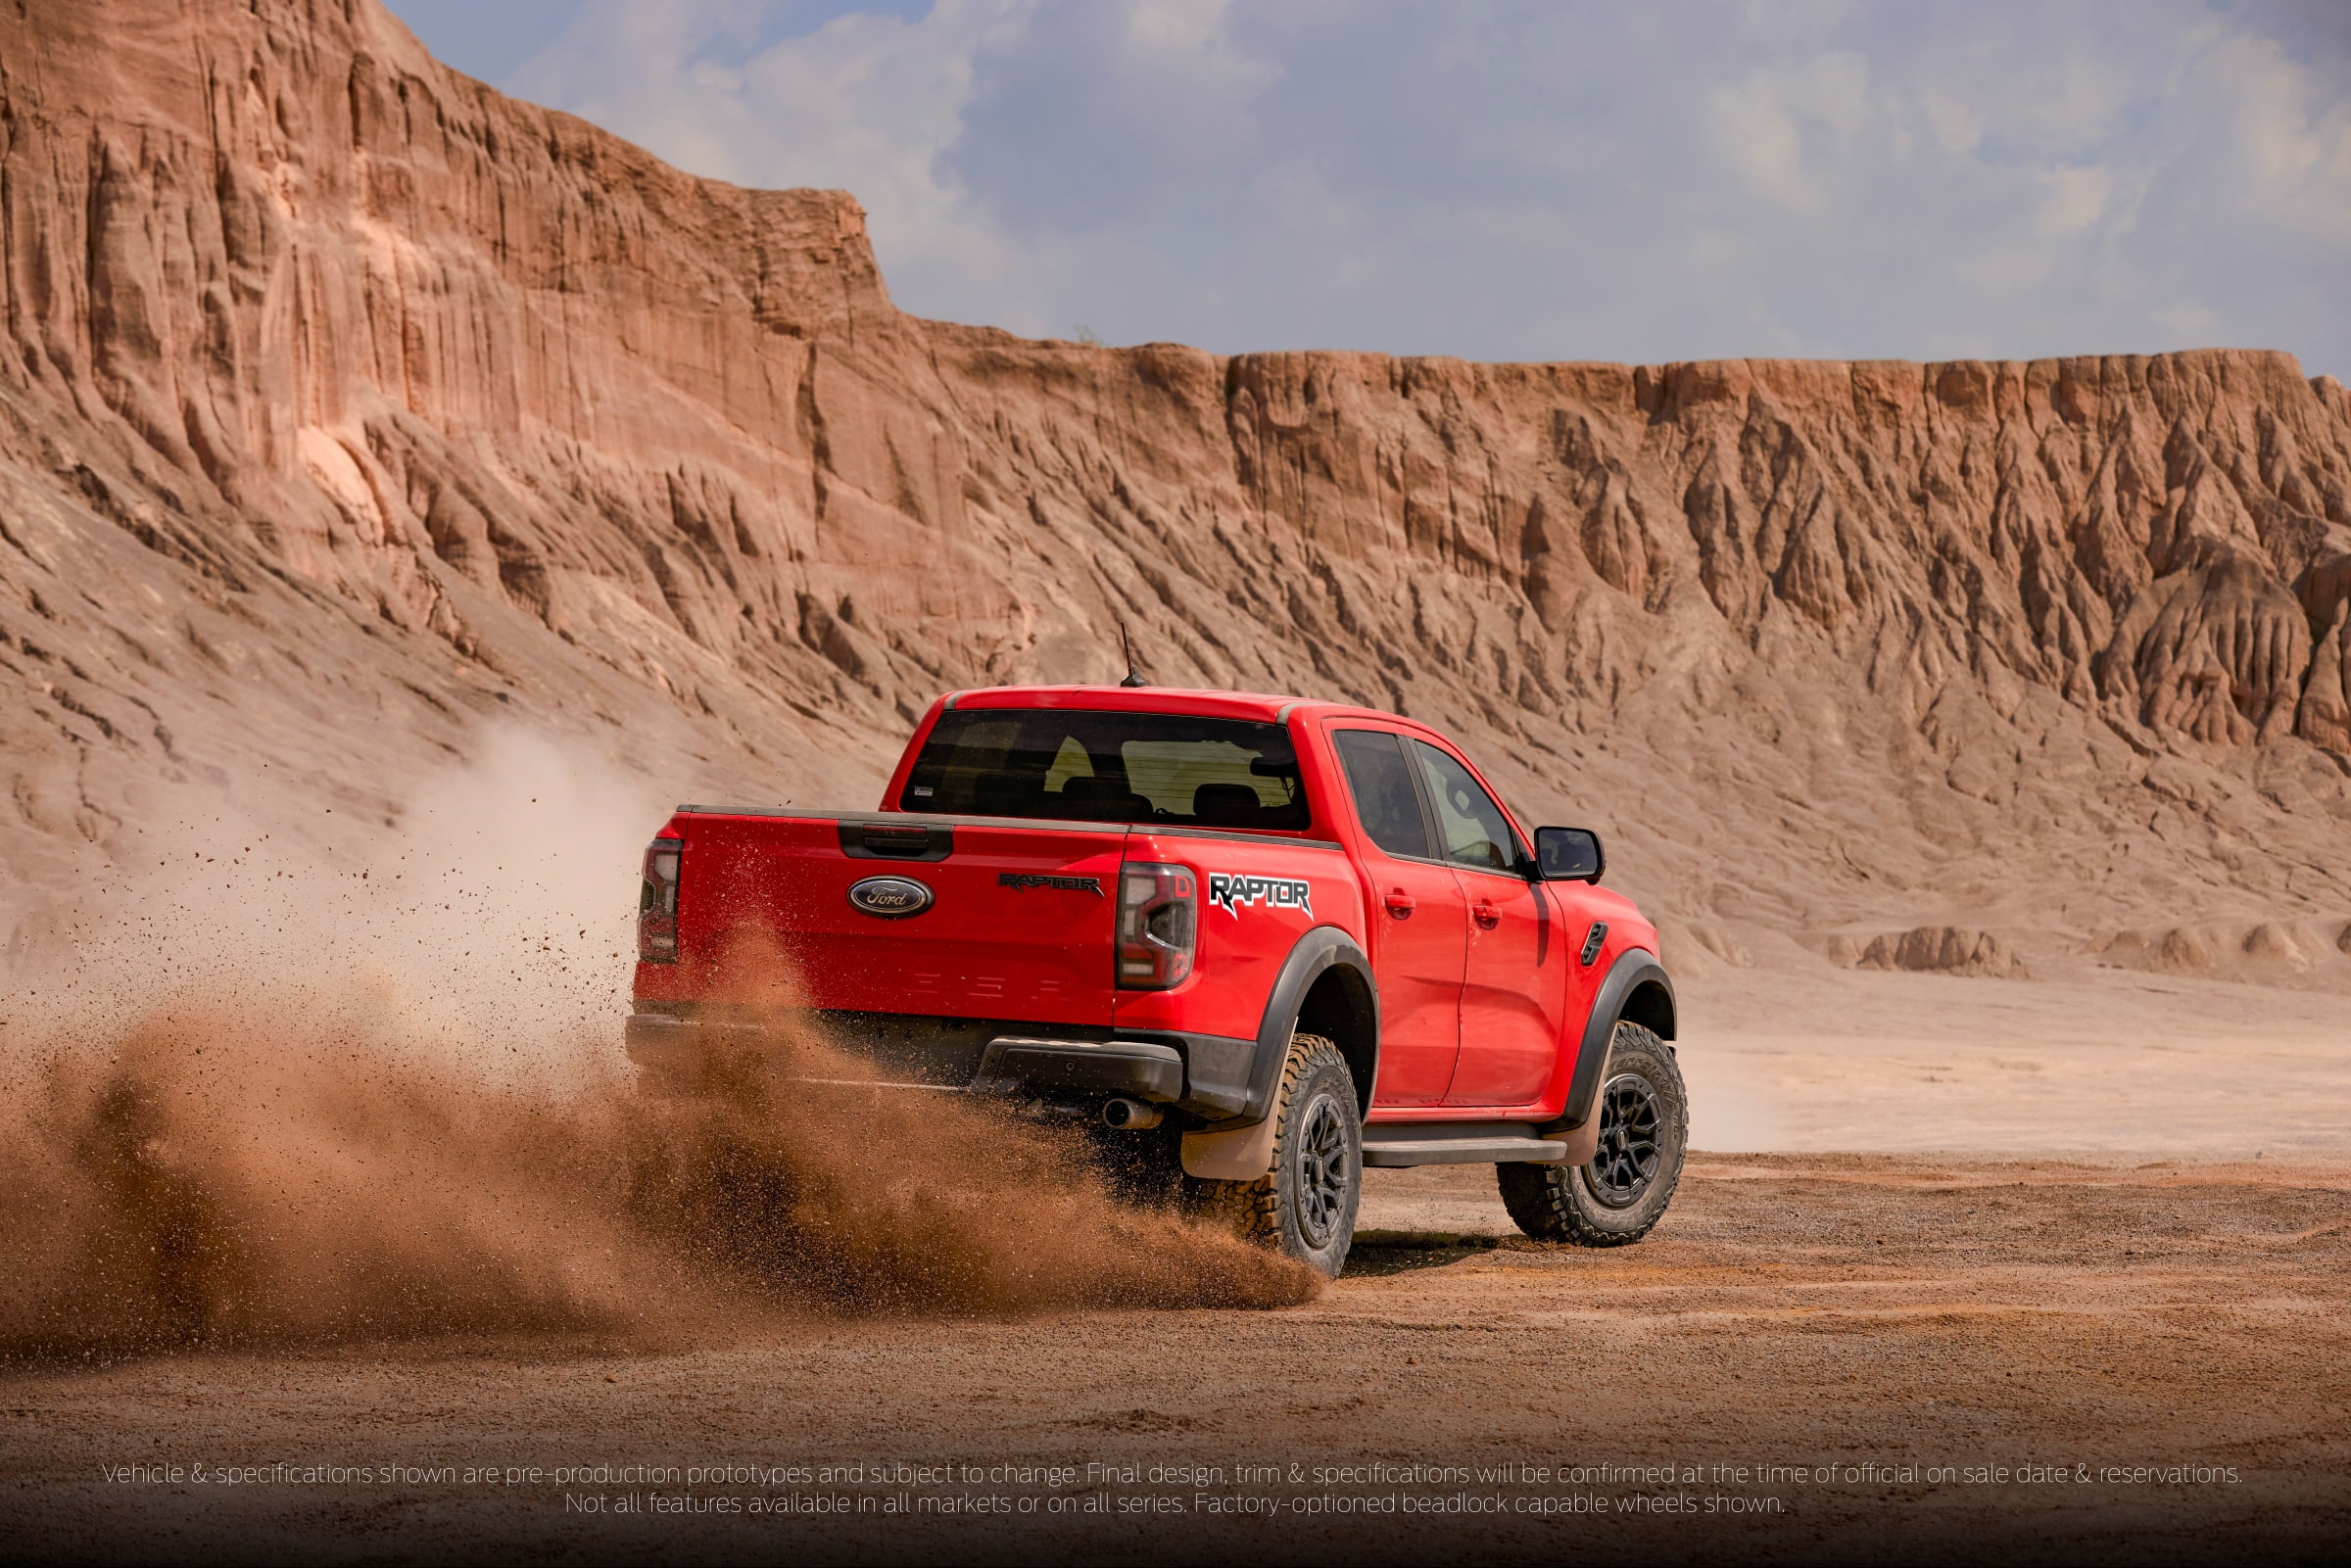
1333;730;1432;859
1410;741;1519;873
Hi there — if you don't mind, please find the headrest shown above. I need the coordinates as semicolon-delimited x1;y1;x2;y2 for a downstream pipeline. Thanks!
1057;775;1153;821
972;772;1042;814
1192;782;1262;827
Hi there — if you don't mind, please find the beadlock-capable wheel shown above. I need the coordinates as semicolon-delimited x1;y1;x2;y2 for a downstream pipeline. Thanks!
1497;1022;1686;1246
1186;1033;1361;1277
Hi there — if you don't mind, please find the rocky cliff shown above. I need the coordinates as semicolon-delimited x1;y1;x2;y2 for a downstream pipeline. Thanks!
4;0;2348;973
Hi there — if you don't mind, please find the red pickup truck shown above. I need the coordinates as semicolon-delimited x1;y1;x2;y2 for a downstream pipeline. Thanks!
628;685;1683;1276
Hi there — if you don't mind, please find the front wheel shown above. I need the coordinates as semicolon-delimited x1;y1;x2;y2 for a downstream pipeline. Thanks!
1497;1022;1686;1246
1186;1033;1361;1277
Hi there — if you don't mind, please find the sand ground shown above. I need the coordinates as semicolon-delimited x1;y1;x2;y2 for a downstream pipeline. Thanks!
1678;965;2351;1156
7;969;2348;1564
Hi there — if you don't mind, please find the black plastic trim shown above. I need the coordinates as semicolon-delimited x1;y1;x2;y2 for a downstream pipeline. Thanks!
1533;825;1607;883
1452;861;1536;883
1134;826;1342;849
838;821;955;861
623;1011;704;1056
973;1038;1184;1103
1361;1121;1570;1166
625;1007;1261;1117
1236;926;1380;1122
1115;1028;1259;1117
1551;949;1675;1131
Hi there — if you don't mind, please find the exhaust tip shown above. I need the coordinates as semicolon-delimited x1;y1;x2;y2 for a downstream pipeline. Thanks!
1101;1097;1163;1130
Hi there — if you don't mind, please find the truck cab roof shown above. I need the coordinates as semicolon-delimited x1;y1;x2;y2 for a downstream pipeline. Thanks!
941;685;1441;734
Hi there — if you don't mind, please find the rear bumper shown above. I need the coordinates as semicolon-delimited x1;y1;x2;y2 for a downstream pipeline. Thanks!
971;1037;1182;1102
625;1010;767;1057
625;1009;1207;1114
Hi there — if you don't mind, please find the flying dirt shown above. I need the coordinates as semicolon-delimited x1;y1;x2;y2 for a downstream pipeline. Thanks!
0;736;1316;1362
0;986;1313;1361
0;903;1322;1364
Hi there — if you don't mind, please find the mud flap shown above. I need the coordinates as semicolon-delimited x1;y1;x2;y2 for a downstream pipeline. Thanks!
1539;1115;1602;1167
1179;1100;1283;1181
1534;1026;1614;1166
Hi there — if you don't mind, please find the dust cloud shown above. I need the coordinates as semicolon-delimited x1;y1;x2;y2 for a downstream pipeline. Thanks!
0;732;1316;1360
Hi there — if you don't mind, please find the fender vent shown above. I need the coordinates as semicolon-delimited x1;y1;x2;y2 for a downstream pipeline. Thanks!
1579;921;1608;967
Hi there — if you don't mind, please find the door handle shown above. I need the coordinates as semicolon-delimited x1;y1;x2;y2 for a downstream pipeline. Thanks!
1472;901;1500;930
1384;889;1415;919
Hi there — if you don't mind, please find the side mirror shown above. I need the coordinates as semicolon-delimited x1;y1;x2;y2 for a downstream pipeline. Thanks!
1533;826;1605;882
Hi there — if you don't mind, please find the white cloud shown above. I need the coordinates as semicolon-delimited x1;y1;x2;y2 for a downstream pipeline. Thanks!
1708;52;1872;213
1919;88;1981;155
2154;300;2223;337
490;0;2351;376
2035;166;2112;236
1713;74;1820;212
2204;28;2351;242
1954;245;2057;294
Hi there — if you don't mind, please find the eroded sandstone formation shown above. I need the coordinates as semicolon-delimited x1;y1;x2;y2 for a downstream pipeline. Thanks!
3;0;2347;961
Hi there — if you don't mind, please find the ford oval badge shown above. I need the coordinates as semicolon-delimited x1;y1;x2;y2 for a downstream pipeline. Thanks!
846;875;934;919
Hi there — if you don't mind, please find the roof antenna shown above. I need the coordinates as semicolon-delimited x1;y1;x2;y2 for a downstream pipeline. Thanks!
1118;622;1149;688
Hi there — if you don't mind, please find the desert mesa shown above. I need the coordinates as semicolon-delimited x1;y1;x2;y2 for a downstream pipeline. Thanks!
1;0;2347;992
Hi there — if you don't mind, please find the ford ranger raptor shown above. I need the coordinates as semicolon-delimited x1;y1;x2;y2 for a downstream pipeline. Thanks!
628;685;1685;1277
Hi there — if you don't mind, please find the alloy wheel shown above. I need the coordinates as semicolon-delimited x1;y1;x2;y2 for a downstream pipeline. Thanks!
1294;1093;1353;1246
1587;1072;1662;1208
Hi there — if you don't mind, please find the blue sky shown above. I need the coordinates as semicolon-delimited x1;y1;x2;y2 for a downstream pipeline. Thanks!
384;1;2349;377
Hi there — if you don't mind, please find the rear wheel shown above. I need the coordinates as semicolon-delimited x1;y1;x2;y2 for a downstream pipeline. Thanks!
1497;1022;1685;1247
1186;1033;1361;1277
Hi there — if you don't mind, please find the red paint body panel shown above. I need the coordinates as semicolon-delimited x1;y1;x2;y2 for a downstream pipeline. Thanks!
651;813;1127;1022
634;685;1663;1125
1350;855;1466;1106
1110;832;1360;1043
1447;869;1571;1106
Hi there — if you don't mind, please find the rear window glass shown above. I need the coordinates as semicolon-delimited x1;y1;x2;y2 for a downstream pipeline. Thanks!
902;709;1310;831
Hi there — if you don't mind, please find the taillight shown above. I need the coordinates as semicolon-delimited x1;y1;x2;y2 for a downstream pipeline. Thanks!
638;835;682;962
1117;861;1196;990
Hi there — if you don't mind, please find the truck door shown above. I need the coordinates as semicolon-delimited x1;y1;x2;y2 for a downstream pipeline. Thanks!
1329;728;1466;1106
1404;739;1576;1109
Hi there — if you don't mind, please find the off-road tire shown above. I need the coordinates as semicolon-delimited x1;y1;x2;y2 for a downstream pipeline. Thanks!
1186;1033;1361;1277
1497;1022;1685;1247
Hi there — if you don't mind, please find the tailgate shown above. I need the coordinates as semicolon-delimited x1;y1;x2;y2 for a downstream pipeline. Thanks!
676;812;1126;1024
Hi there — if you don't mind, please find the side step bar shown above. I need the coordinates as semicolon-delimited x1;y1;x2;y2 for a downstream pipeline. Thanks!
1360;1120;1572;1167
